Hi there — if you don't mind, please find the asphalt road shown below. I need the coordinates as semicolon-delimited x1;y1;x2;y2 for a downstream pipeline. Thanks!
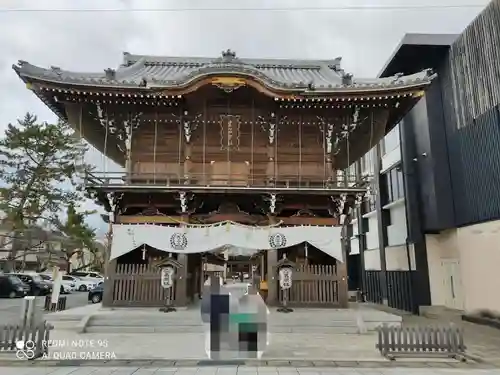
0;291;89;324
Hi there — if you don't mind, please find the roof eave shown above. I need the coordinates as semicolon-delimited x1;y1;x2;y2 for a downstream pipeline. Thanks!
303;79;433;96
15;63;434;97
17;71;434;99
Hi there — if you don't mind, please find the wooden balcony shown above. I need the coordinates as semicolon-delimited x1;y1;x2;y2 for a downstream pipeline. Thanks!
84;171;367;195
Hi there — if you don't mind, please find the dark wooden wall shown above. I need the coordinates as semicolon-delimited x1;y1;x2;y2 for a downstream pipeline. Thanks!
439;0;500;226
129;98;331;184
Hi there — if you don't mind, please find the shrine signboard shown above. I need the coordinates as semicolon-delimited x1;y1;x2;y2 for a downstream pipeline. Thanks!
278;268;292;290
161;266;175;289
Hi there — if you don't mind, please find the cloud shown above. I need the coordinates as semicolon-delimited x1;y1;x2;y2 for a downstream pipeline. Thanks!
0;0;489;235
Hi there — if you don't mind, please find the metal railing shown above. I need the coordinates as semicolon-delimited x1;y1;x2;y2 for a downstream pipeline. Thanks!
84;171;366;190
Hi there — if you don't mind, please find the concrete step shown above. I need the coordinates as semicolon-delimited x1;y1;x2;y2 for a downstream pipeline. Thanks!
80;306;401;335
85;323;361;334
89;317;202;328
420;305;464;320
85;325;204;334
86;313;363;334
47;319;82;330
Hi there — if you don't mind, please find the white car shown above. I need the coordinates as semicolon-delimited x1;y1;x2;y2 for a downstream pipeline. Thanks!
63;275;96;292
60;278;75;294
39;274;74;294
70;271;104;285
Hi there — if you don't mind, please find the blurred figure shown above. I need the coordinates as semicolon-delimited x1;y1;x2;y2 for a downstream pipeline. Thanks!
235;284;269;358
201;275;234;359
200;276;269;360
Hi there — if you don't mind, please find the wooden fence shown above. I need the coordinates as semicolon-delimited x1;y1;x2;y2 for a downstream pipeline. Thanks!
0;322;53;359
376;324;467;361
111;264;177;307
278;264;341;306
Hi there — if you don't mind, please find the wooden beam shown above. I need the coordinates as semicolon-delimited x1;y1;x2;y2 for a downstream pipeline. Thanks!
116;215;186;224
279;217;339;226
117;214;338;226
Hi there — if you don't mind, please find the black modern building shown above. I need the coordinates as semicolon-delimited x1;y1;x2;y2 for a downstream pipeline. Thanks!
350;0;500;315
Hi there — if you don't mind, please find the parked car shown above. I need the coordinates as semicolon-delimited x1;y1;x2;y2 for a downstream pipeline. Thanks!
0;274;30;298
70;271;104;284
88;283;103;304
39;274;75;294
60;275;76;294
9;273;52;296
38;274;56;291
62;275;93;292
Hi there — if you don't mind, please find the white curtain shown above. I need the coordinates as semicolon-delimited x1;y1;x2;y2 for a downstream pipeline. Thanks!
111;224;344;262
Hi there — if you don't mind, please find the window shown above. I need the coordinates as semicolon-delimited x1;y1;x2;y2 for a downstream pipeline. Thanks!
8;276;23;286
381;123;400;156
363;147;376;176
384;166;405;203
396;168;404;197
71;272;86;277
362;218;369;233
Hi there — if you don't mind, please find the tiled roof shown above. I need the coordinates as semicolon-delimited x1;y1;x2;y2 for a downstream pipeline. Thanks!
13;49;434;93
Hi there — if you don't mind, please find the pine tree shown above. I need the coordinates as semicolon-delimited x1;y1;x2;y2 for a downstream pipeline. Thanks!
0;113;93;270
53;203;98;272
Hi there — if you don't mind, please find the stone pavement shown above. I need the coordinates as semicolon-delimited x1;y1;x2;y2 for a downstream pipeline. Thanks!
38;302;500;366
0;365;499;375
33;330;383;360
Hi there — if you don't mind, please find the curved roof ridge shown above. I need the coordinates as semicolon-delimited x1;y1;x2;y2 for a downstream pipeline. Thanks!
13;60;108;84
115;56;148;80
120;51;344;70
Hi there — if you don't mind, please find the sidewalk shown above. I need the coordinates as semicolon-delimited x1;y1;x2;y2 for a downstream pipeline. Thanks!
0;364;498;375
44;330;382;361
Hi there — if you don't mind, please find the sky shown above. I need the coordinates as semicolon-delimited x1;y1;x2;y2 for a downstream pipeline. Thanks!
0;0;491;237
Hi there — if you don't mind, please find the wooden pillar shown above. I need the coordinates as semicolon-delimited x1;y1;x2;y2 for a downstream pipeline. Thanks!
175;215;189;306
265;113;277;185
103;194;117;308
176;253;188;306
266;214;278;305
266;249;278;305
184;144;192;185
337;232;349;308
102;258;117;308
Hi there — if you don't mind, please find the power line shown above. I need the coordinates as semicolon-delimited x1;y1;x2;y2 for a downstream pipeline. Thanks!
0;4;490;13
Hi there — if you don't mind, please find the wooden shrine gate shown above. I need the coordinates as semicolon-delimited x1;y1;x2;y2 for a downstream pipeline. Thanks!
277;264;345;307
108;263;346;308
110;264;179;307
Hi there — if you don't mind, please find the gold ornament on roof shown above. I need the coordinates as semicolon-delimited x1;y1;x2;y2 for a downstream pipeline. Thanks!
211;76;246;93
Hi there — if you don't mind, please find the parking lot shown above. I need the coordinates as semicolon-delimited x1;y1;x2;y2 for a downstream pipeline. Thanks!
0;291;89;324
